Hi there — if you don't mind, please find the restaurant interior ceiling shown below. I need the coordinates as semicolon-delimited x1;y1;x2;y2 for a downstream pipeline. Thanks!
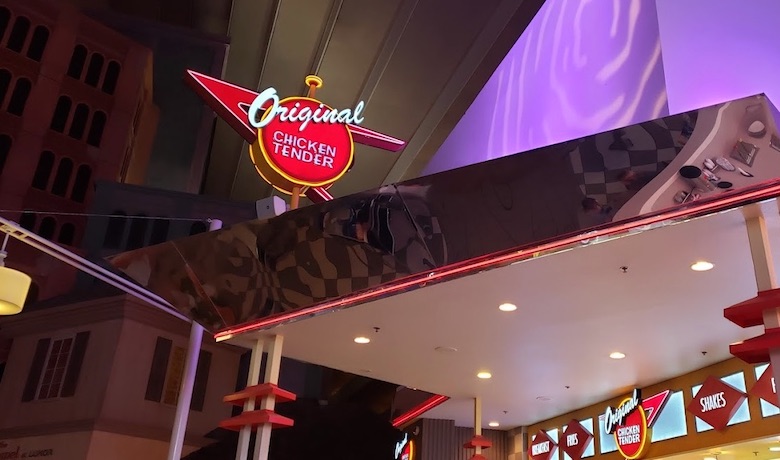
241;199;780;429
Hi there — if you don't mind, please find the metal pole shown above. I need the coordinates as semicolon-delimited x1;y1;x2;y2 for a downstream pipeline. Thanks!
0;217;188;322
167;321;204;460
166;219;222;460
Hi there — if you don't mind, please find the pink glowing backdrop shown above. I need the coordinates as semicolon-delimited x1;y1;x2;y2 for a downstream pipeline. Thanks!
425;0;669;175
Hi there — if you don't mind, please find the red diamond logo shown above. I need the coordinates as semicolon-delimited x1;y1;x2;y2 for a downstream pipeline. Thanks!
750;364;778;408
686;376;746;431
560;420;593;460
529;430;557;460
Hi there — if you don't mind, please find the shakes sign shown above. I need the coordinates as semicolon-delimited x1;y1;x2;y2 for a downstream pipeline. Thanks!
603;389;670;460
185;71;406;206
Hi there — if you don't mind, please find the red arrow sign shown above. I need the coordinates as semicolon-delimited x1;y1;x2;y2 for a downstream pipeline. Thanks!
185;70;407;203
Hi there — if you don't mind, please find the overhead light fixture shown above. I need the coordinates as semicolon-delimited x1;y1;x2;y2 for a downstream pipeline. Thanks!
435;346;458;353
691;261;714;272
354;336;371;344
488;422;500;427
498;303;517;312
703;457;716;460
0;233;31;316
609;351;626;360
477;371;492;379
770;447;780;452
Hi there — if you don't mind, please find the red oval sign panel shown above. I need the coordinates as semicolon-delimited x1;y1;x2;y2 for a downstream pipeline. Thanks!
257;97;354;189
614;404;649;460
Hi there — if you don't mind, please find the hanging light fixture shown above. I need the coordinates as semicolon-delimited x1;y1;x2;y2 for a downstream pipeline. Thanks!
0;233;32;315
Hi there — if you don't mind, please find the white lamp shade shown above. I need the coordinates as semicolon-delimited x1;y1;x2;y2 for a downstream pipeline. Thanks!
0;266;32;315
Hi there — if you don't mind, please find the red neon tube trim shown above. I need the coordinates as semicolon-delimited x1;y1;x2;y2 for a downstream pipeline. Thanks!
392;394;450;427
215;183;780;341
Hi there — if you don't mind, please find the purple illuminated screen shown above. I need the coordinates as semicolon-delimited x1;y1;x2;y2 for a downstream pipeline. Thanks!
426;0;780;175
425;0;669;175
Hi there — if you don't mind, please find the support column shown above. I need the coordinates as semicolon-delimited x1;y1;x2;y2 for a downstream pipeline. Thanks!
220;335;295;460
254;335;284;460
236;338;266;460
745;216;780;389
463;397;491;460
166;219;222;460
725;214;780;401
474;397;482;456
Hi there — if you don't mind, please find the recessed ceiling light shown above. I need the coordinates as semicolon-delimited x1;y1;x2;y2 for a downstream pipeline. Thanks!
477;371;492;379
770;447;780;452
609;351;626;360
499;303;517;312
691;261;714;272
488;422;500;427
435;346;458;353
704;457;716;460
354;336;371;344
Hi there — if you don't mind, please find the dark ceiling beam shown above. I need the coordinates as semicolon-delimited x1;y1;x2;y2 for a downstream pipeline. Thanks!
202;0;282;198
382;0;547;183
301;0;344;93
354;0;419;108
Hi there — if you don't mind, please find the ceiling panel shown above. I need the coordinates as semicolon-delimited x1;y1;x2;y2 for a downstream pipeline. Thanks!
245;199;780;429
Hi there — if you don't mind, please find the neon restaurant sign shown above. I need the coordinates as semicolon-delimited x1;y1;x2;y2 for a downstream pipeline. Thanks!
185;71;406;207
603;389;670;460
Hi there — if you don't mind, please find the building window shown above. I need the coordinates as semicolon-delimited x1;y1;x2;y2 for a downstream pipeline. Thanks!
7;78;32;116
31;150;54;190
22;332;90;402
150;218;170;245
87;111;106;147
70;164;91;203
19;212;35;230
50;96;71;132
102;61;120;95
58;223;75;246
189;221;208;235
84;53;104;87
0;8;9;43
0;69;10;107
6;16;30;53
127;214;148;249
69;104;89;139
26;26;48;61
103;211;126;249
51;157;73;196
0;134;10;176
38;216;56;239
67;45;87;79
145;337;211;411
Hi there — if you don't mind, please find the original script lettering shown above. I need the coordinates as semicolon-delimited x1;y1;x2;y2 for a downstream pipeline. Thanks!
248;87;365;132
604;389;641;434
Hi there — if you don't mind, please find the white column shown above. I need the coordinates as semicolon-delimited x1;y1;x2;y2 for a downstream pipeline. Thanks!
236;338;266;460
474;397;482;456
166;219;222;460
254;335;284;460
744;215;780;394
167;322;204;460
